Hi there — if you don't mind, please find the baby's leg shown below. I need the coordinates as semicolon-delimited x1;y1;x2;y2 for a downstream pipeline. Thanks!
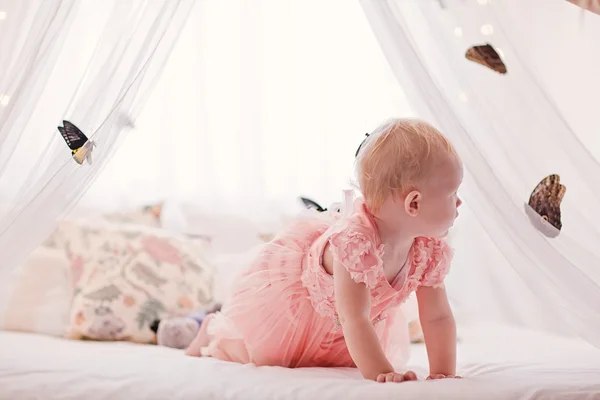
184;313;251;363
201;337;251;363
184;313;214;356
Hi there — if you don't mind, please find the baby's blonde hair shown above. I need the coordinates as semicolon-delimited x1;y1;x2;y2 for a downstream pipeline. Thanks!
355;118;457;212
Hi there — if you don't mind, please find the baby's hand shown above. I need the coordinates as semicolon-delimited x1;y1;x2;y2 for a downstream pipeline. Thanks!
426;374;462;380
376;371;418;383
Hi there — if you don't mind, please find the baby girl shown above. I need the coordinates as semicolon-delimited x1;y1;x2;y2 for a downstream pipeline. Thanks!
186;118;463;383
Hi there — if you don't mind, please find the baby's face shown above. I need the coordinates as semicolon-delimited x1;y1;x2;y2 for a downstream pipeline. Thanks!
416;155;463;238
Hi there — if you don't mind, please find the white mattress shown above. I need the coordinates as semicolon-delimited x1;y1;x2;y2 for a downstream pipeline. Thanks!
2;322;600;400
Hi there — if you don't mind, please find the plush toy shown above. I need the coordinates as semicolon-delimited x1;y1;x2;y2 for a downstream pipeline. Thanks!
150;303;222;349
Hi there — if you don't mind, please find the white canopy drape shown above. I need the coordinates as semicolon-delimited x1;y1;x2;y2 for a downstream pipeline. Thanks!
0;0;193;278
2;0;600;349
360;0;600;346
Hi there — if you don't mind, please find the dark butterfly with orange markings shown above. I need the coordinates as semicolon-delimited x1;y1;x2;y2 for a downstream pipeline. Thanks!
57;120;96;165
465;44;507;75
524;174;566;238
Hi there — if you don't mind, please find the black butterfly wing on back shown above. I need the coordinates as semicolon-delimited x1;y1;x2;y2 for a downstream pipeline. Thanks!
58;120;88;151
527;174;566;232
299;197;326;212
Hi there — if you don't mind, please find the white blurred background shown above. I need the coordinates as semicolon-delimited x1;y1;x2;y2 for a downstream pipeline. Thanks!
2;0;599;332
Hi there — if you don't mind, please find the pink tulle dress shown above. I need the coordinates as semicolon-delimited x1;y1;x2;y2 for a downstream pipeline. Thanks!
197;195;452;368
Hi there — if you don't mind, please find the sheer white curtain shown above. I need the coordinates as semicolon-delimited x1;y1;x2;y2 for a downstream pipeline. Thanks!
82;0;414;219
0;0;193;277
7;0;598;344
360;0;600;345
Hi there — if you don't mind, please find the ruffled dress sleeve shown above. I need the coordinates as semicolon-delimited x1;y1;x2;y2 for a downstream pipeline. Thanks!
328;228;384;289
417;237;454;288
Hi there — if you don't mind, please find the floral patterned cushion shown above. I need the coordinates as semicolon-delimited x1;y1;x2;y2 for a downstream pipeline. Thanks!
43;202;164;250
58;220;213;344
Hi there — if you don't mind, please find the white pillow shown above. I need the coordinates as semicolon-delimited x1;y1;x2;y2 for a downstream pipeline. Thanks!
0;247;72;336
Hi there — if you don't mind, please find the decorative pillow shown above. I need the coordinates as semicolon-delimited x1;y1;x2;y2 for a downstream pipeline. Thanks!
60;220;214;344
0;247;72;336
42;201;164;250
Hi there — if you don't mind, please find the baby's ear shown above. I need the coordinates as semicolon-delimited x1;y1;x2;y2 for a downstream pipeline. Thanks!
404;190;422;216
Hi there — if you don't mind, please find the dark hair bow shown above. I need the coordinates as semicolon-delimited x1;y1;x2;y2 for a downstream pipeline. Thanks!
355;133;370;158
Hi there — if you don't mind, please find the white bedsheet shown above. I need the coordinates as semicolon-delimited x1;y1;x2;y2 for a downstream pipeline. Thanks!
1;322;600;400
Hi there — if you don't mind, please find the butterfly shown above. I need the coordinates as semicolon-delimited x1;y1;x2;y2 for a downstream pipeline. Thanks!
355;133;370;158
465;44;507;75
300;197;327;212
57;120;96;165
524;174;566;238
299;197;342;214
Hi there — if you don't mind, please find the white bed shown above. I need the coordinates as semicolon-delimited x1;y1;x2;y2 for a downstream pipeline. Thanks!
2;322;600;400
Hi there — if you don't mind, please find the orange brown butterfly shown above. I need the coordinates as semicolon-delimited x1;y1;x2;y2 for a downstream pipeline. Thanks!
524;174;566;238
465;44;507;75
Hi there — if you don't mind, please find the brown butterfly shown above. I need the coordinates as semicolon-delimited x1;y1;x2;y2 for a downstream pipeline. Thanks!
465;44;507;74
524;174;566;238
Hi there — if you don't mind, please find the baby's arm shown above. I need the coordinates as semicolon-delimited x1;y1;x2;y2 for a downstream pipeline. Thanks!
415;285;458;378
333;257;394;380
